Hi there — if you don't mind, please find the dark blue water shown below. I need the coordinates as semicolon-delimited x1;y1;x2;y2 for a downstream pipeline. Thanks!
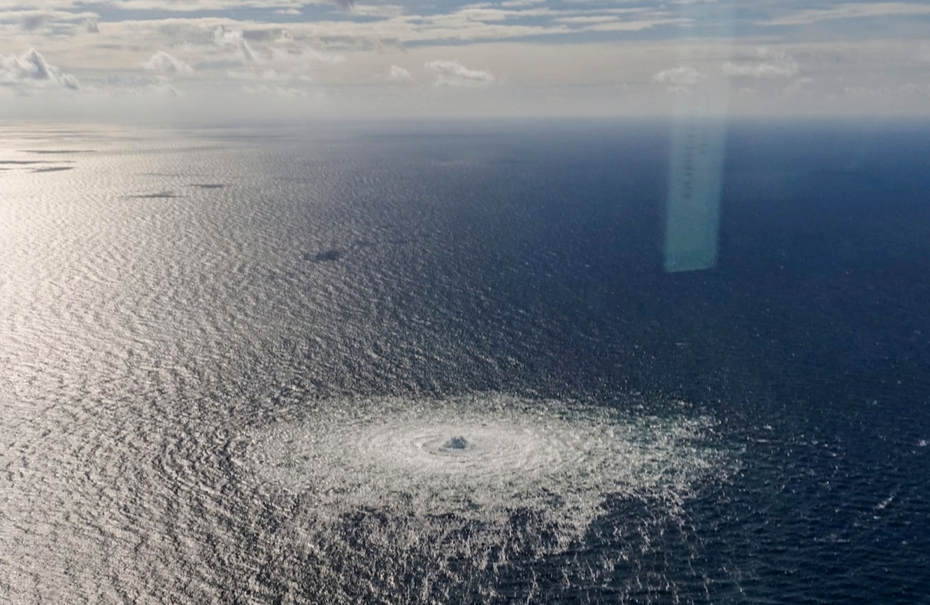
1;120;928;603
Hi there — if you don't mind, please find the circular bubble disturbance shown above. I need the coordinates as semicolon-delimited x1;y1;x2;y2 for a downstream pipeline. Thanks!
443;436;469;450
242;394;734;530
236;394;739;602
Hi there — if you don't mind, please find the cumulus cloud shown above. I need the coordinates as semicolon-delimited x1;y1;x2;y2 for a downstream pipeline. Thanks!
142;51;194;74
213;26;257;63
389;65;412;81
723;48;798;79
652;66;704;92
424;60;494;86
0;49;79;90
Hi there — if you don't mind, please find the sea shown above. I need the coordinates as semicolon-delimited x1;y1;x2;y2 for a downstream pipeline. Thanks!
1;119;928;604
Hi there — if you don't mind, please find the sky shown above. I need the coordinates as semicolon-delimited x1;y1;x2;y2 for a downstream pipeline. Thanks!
1;0;930;121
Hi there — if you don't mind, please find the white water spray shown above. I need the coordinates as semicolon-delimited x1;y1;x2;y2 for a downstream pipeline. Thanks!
236;394;737;602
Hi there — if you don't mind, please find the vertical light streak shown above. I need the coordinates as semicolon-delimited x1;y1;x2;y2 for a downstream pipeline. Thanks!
663;2;732;273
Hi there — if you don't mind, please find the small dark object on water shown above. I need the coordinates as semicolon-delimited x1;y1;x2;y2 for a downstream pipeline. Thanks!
444;437;468;450
127;191;178;199
33;166;74;173
306;249;342;262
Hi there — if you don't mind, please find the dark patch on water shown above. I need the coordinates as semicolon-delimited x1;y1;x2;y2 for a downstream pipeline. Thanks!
190;183;226;189
301;236;423;265
305;249;343;262
24;149;93;154
32;166;74;173
126;191;179;199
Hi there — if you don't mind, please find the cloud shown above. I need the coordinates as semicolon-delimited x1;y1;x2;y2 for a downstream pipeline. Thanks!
6;0;333;12
292;47;344;65
0;4;670;57
1;3;928;119
556;16;622;25
228;68;282;80
424;60;494;86
763;2;930;26
0;9;101;36
146;77;183;96
787;77;814;93
351;4;404;18
501;0;545;7
21;13;48;31
242;83;318;97
142;51;194;74
652;66;704;92
0;49;79;91
843;83;930;99
723;48;798;79
76;74;188;98
389;65;412;81
213;27;257;63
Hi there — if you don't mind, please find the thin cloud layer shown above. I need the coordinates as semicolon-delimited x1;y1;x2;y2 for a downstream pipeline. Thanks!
0;8;101;36
13;0;331;11
764;2;930;26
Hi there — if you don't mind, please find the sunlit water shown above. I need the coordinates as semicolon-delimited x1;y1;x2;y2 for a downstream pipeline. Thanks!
1;122;929;604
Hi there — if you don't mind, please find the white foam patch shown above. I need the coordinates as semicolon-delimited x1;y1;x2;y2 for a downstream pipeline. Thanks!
242;394;733;534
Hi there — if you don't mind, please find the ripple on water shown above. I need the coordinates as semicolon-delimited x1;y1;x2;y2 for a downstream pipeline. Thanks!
230;394;739;602
240;393;735;540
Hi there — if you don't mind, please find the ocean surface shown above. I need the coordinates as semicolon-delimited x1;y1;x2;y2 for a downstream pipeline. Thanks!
1;120;928;604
